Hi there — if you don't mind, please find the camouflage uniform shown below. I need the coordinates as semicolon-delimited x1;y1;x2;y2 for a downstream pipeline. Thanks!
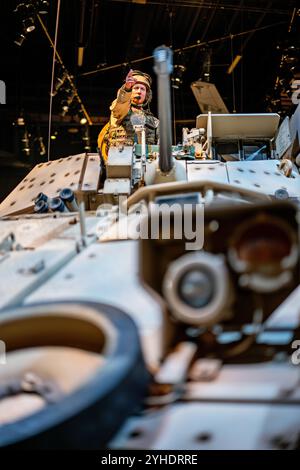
107;85;159;148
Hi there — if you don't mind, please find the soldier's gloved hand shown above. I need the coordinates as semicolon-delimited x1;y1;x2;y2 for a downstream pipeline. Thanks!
279;158;293;177
124;69;136;91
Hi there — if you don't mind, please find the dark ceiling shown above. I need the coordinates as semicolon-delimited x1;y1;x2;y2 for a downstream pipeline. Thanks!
0;0;299;165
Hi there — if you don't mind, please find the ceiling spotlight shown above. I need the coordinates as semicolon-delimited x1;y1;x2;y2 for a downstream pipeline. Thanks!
16;116;25;126
60;91;75;116
14;32;26;47
52;72;68;97
78;109;87;125
37;136;46;156
37;0;49;14
13;1;49;46
201;48;212;83
14;2;31;15
61;102;69;116
23;17;35;33
21;130;31;157
171;64;186;89
81;125;91;152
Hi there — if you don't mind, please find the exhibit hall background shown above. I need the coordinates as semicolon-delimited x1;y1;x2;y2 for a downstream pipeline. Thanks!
0;0;299;201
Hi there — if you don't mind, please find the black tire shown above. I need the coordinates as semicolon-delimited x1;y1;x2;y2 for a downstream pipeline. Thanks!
0;301;150;449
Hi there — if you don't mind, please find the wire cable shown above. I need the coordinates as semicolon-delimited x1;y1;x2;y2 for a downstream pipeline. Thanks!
38;14;92;125
168;5;177;144
46;0;61;162
80;21;287;78
37;9;92;161
230;35;236;112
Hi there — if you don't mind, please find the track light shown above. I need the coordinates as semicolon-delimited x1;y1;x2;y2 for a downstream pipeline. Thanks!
21;130;31;157
14;32;26;47
81;125;91;152
61;102;70;116
37;0;49;14
60;90;75;117
78;109;87;125
171;65;186;89
14;2;34;16
23;17;35;33
16;116;25;126
13;1;49;46
37;136;46;156
19;122;31;157
52;72;68;97
201;48;212;82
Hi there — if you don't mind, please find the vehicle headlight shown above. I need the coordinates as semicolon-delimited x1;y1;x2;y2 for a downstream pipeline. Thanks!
163;252;230;326
178;268;215;309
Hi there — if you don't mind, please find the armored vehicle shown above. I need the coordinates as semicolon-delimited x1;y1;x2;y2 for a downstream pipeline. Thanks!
0;46;299;450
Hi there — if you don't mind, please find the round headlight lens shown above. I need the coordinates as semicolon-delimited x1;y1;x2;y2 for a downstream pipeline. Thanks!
163;252;230;326
178;268;215;309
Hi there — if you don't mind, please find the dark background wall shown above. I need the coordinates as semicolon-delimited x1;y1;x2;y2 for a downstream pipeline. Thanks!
0;0;299;202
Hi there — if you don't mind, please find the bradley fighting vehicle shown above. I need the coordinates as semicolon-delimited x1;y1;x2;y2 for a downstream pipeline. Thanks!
0;46;300;450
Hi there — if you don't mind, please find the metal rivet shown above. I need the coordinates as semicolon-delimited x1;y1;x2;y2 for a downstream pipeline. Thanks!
209;220;219;232
129;429;143;439
196;432;212;443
